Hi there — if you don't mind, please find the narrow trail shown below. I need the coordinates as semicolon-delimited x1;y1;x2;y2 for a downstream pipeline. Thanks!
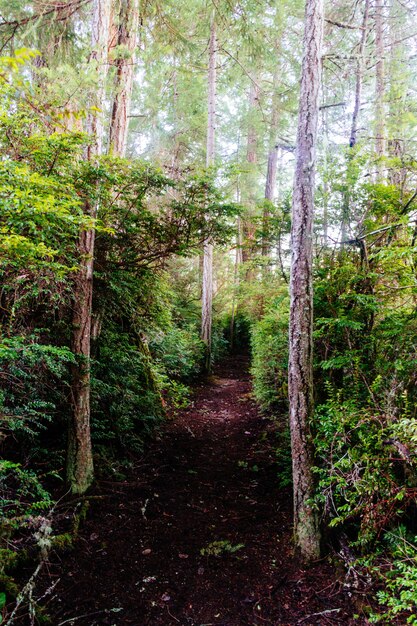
47;357;361;625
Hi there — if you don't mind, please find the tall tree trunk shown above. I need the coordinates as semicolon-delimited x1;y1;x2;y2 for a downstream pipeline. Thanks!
349;0;370;149
342;0;369;244
242;80;259;275
108;0;139;157
201;14;216;372
262;144;278;258
322;104;329;246
229;135;243;349
387;3;406;192
67;0;111;495
263;94;279;258
262;53;281;258
374;0;385;180
264;145;278;205
288;0;323;562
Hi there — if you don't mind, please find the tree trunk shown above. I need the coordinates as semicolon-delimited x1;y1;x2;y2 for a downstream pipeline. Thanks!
262;54;281;258
68;0;111;495
288;0;323;562
242;80;259;274
342;0;369;245
374;0;385;180
387;3;406;192
108;0;140;157
201;14;216;371
262;145;278;257
349;0;369;149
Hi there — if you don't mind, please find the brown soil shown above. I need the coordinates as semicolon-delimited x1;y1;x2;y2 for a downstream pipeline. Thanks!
41;356;371;625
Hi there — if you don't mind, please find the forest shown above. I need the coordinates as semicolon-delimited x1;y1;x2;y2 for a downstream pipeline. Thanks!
1;0;417;624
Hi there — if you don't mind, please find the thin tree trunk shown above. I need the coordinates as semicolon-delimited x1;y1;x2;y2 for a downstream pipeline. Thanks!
262;57;281;257
387;4;406;192
170;61;182;179
342;0;369;245
288;0;323;562
264;146;278;204
242;80;259;273
262;145;278;257
229;136;243;349
68;0;111;495
349;0;369;149
108;0;140;157
322;104;329;246
201;14;216;371
229;241;240;352
374;0;385;180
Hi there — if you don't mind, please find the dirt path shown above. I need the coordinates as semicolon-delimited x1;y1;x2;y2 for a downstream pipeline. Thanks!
45;357;363;625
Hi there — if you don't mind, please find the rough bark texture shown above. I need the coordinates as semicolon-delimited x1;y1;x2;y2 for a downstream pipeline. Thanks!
108;0;139;157
201;15;216;370
68;0;111;495
288;0;323;562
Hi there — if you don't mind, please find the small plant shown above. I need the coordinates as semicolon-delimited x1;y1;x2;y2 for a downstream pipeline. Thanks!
0;591;6;624
200;540;245;557
367;527;417;624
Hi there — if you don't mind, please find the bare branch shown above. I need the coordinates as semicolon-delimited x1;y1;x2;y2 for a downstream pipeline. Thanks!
325;18;364;30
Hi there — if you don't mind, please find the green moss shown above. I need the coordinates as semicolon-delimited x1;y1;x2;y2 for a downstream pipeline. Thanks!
50;533;73;550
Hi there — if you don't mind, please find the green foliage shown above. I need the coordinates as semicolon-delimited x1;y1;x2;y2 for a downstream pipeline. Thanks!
312;389;412;544
274;426;292;489
0;336;74;448
150;325;204;381
250;294;289;412
366;527;417;623
312;249;417;548
0;460;53;520
91;328;165;454
200;540;245;557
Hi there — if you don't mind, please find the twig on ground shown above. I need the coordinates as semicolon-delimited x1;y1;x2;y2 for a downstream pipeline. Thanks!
298;608;341;623
166;606;180;622
57;610;107;625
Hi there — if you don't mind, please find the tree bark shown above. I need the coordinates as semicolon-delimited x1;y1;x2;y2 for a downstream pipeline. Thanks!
108;0;140;157
201;14;216;371
288;0;323;562
68;0;111;495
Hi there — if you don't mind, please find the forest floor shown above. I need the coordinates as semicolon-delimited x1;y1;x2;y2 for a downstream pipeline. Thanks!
40;356;373;625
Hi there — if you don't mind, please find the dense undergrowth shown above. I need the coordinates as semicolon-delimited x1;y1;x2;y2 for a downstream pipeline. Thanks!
0;53;235;621
2;47;417;625
249;189;417;621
